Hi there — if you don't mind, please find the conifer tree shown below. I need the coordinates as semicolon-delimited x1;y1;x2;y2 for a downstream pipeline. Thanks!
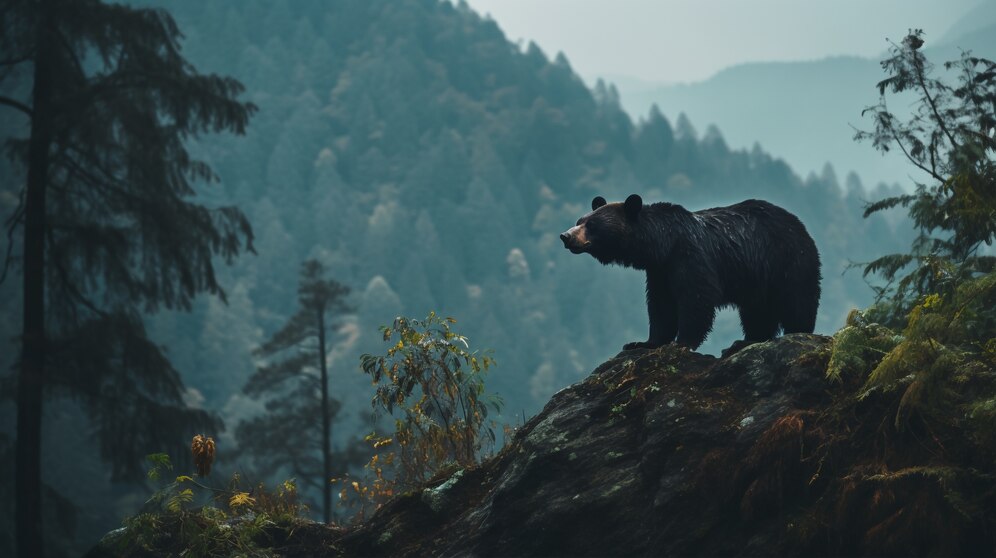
0;1;255;555
237;259;353;524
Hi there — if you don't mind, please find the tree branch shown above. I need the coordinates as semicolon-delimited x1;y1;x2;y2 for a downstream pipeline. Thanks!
46;233;110;324
0;95;32;117
890;128;946;183
0;54;32;67
0;187;25;286
913;55;959;150
0;221;19;286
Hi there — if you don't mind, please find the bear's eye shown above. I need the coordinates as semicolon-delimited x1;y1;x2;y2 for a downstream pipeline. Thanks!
586;221;599;234
576;218;583;226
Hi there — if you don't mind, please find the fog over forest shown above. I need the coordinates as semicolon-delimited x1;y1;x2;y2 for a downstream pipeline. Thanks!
0;1;993;555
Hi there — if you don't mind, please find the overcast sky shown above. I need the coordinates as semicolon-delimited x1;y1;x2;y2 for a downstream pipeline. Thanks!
464;0;982;84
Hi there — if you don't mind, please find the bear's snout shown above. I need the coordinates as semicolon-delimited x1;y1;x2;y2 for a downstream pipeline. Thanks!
561;226;588;254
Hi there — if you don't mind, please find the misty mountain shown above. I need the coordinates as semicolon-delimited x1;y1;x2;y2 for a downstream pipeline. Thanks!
940;1;996;46
615;8;996;190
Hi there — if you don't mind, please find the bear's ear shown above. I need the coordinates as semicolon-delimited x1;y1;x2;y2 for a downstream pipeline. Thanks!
624;194;643;220
591;196;607;211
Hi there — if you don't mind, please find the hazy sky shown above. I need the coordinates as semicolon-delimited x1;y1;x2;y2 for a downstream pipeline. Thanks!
464;0;982;84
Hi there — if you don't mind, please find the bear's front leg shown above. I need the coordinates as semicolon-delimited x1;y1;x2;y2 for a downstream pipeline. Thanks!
623;272;678;350
674;297;717;351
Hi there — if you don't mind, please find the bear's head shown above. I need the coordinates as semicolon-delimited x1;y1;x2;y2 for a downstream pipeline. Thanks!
561;194;643;266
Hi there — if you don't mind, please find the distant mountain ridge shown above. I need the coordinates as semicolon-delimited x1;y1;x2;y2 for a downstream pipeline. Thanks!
939;1;996;46
615;10;996;190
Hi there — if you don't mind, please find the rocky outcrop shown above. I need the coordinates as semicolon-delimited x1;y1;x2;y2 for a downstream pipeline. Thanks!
339;334;995;557
91;334;996;556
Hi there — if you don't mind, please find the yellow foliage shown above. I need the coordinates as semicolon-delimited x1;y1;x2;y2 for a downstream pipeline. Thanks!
852;275;996;431
922;293;942;309
229;491;256;510
826;318;901;382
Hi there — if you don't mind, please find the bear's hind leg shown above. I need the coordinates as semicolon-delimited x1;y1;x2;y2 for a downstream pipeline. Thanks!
738;304;780;343
779;257;820;334
779;289;819;334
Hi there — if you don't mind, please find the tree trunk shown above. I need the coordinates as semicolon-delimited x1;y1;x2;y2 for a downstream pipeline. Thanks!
16;3;55;557
318;307;331;524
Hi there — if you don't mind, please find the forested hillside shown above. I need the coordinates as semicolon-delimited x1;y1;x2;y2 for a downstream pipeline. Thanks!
0;0;913;552
137;0;905;413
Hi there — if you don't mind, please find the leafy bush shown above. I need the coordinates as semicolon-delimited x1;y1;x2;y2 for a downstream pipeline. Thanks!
110;439;308;557
361;312;503;481
336;313;503;520
832;276;996;431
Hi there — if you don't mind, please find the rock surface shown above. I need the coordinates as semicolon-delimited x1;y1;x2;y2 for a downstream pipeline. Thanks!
91;334;996;556
338;334;995;557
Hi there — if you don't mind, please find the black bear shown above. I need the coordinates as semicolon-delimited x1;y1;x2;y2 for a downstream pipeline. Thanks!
561;195;821;351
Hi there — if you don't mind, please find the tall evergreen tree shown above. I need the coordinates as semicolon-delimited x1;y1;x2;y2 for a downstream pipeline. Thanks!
236;259;353;524
634;105;675;183
0;1;255;556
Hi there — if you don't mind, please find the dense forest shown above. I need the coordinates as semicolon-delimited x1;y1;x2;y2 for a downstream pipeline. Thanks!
0;0;934;555
120;0;906;411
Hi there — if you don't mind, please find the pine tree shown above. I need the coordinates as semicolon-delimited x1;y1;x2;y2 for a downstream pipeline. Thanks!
237;259;354;524
633;105;675;185
0;2;255;555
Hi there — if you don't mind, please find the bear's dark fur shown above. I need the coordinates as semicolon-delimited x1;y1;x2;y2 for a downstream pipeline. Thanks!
561;194;821;351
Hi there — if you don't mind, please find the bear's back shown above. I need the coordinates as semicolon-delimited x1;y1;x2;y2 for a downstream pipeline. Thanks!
689;199;818;290
694;199;811;242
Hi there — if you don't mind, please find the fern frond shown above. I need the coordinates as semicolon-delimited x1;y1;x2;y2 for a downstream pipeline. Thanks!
895;379;925;429
827;322;901;382
865;339;928;389
145;453;172;481
863;254;916;279
166;488;193;513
